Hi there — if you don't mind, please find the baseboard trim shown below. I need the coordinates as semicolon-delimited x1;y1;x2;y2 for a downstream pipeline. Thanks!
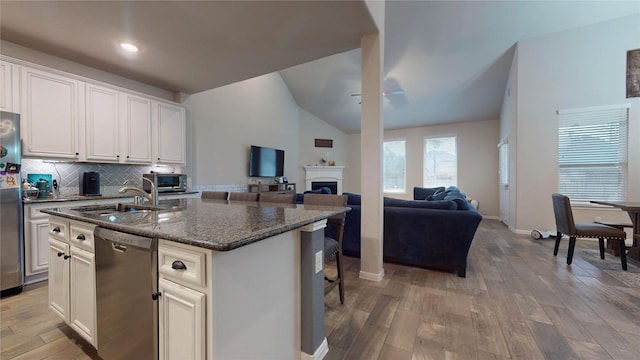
482;215;500;220
359;269;385;282
301;337;328;360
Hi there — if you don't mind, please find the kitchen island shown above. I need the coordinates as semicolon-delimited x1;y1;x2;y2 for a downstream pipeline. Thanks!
42;197;348;360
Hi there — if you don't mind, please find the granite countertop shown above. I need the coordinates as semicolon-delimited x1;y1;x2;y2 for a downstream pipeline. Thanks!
40;198;349;251
23;191;199;204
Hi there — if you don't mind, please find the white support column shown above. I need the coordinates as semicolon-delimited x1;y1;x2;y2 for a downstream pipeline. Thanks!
359;14;385;281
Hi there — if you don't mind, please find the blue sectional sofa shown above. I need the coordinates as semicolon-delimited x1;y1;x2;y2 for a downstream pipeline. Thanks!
336;187;483;277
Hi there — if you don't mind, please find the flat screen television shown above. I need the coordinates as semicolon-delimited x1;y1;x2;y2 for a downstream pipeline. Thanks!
249;145;284;177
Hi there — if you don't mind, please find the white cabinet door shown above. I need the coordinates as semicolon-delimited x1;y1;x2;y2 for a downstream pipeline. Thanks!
21;67;80;159
69;246;97;347
0;60;16;112
48;237;70;323
85;83;119;162
154;101;186;165
120;93;152;163
158;278;205;360
26;218;50;276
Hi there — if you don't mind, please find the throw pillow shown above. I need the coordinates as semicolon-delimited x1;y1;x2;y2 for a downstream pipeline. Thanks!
428;190;447;201
413;186;445;200
444;192;469;210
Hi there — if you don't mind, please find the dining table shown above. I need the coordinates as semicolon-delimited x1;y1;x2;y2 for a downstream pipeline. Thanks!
590;201;640;261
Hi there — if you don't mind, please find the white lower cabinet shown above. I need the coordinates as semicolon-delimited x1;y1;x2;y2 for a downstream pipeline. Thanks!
47;217;97;347
48;237;69;322
69;246;96;343
158;240;207;359
158;278;205;360
26;218;50;276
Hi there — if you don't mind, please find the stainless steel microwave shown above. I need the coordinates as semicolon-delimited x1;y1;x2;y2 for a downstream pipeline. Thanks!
143;173;187;193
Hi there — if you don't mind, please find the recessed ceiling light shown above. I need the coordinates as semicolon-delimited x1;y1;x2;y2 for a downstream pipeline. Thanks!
120;42;139;53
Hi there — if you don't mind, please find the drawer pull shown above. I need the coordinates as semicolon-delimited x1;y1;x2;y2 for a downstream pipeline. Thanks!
53;227;61;233
76;234;86;241
171;260;187;270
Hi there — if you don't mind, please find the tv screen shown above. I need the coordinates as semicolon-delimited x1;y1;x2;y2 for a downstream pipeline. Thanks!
249;145;284;177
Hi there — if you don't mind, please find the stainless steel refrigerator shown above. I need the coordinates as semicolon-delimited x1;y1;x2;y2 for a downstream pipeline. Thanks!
0;111;23;297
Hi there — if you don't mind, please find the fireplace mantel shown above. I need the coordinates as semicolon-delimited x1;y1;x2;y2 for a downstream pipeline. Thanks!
303;166;345;194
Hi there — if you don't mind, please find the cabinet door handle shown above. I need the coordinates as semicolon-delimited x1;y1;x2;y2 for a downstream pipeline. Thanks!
76;234;86;241
53;227;61;233
151;292;162;301
64;255;71;260
57;251;64;257
171;260;187;270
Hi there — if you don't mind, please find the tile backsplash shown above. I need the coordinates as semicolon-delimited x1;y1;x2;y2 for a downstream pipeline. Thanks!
21;159;181;196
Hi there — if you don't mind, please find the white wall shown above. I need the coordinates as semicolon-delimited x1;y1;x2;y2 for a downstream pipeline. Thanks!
511;14;640;232
345;133;362;193
185;73;301;187
298;108;349;185
344;119;500;217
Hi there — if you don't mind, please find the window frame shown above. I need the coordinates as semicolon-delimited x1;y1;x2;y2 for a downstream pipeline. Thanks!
383;139;407;194
423;135;458;188
557;104;630;203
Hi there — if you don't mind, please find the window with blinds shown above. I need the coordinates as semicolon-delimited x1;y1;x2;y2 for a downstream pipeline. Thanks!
557;104;630;202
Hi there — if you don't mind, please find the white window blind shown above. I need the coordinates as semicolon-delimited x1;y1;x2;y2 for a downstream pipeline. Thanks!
557;104;630;202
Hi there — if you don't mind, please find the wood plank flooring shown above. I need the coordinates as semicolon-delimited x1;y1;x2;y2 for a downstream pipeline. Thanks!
2;219;640;359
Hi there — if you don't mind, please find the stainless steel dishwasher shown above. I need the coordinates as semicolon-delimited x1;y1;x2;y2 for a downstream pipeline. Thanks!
95;227;158;360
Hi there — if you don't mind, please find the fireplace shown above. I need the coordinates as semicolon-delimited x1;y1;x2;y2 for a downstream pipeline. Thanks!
312;181;338;195
304;166;344;194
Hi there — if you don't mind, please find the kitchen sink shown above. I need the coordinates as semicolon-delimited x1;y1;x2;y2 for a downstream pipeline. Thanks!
69;202;182;217
68;201;185;224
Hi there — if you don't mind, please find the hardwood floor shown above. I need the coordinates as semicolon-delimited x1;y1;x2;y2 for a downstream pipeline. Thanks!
2;219;640;359
323;220;640;360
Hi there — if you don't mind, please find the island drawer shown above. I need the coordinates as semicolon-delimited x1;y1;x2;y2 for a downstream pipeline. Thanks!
48;218;68;241
69;222;96;253
158;241;206;289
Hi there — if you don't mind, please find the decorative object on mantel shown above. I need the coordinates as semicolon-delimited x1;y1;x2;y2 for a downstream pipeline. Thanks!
315;138;333;148
627;48;640;98
328;160;336;166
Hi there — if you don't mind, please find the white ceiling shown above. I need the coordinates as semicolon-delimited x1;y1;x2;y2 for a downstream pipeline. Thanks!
2;1;639;134
0;0;376;93
281;1;640;133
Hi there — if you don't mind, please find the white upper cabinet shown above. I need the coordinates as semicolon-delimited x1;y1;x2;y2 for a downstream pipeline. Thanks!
0;60;18;112
85;83;120;162
120;93;152;164
154;101;186;165
21;67;80;159
5;56;186;165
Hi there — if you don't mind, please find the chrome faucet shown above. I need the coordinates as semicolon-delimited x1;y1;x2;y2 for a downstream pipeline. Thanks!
119;177;158;208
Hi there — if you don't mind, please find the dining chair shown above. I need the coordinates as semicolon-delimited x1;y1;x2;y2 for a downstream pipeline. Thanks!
201;191;228;200
303;193;348;304
552;193;628;270
228;192;258;201
258;193;295;204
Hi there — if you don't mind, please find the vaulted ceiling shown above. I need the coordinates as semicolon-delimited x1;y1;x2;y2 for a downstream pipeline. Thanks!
2;1;639;134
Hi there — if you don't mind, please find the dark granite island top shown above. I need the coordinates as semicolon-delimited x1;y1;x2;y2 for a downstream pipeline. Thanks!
40;198;349;251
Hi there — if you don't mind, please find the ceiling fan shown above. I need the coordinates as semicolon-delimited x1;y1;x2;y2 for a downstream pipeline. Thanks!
350;90;405;104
